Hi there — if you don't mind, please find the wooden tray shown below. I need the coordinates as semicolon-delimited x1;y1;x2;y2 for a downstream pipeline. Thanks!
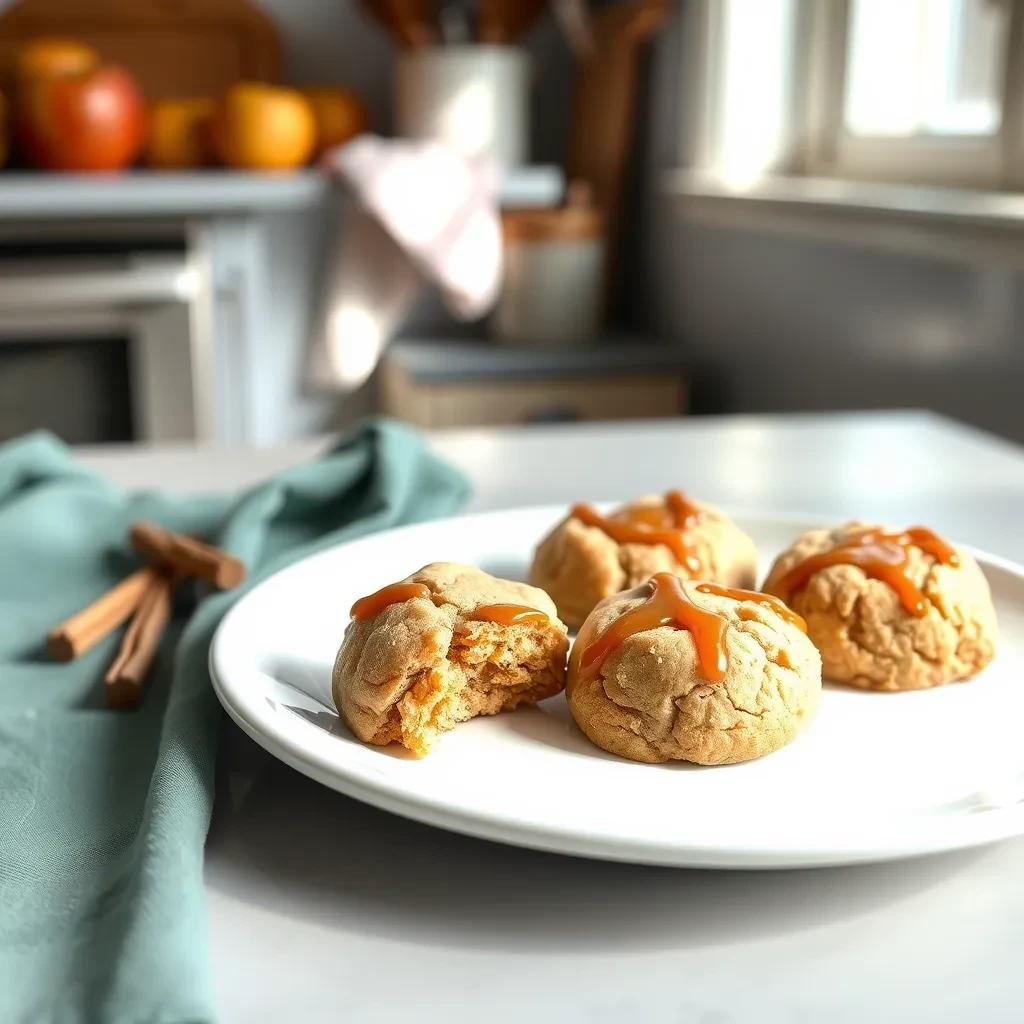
0;0;282;100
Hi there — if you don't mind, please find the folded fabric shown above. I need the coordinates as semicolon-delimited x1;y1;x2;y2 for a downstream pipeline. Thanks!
0;420;469;1023
309;135;503;392
327;134;503;320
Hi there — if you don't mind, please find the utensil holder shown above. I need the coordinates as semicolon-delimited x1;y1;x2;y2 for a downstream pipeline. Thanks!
395;45;529;167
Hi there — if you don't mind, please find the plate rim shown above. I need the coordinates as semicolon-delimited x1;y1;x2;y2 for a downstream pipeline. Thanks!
210;504;1024;869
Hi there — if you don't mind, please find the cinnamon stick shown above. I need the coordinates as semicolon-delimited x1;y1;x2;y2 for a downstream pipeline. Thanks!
130;522;245;590
104;571;176;710
47;567;158;661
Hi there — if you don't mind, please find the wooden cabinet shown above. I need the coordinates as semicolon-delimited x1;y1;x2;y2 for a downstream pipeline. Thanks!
381;337;687;429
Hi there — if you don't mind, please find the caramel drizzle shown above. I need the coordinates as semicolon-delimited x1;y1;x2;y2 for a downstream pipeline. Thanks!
764;526;959;617
351;585;548;628
469;604;549;626
571;490;703;573
351;582;431;621
579;573;728;682
694;582;807;634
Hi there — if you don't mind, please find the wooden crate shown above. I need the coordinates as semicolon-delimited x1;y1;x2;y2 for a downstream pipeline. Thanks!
380;337;687;429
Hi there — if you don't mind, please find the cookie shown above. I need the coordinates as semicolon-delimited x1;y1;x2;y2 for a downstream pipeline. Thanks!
566;573;821;765
334;562;569;755
530;491;757;629
763;522;997;691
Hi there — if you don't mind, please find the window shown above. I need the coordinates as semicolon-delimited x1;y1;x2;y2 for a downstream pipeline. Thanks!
844;0;1007;138
696;0;799;188
693;0;1021;190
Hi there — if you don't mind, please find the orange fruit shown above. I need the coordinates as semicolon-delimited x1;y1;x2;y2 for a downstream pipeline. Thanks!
145;97;215;169
301;86;369;158
15;37;99;87
210;82;315;171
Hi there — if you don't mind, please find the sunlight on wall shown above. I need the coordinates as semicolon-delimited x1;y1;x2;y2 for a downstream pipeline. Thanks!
715;0;795;190
325;305;386;389
309;208;422;394
439;81;494;157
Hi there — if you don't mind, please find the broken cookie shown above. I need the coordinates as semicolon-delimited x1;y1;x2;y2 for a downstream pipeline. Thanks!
333;562;569;755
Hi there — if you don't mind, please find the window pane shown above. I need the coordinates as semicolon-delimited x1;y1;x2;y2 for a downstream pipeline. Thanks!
715;0;797;186
845;0;1007;138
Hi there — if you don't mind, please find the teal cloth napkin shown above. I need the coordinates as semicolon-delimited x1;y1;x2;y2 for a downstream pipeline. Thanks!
0;420;470;1023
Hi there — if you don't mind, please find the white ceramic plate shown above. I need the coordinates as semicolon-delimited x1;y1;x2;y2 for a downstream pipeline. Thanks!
210;507;1024;869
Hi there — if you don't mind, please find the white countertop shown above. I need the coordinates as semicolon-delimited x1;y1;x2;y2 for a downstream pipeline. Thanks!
81;411;1024;1023
0;170;327;218
0;165;564;219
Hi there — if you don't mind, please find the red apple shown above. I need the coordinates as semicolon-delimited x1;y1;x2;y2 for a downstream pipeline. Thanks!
19;64;147;172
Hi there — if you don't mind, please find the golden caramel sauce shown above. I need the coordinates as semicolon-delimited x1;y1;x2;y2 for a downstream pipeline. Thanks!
694;582;807;634
571;490;703;573
469;603;550;626
579;573;728;683
351;582;431;621
666;489;702;529
764;526;959;617
351;587;549;628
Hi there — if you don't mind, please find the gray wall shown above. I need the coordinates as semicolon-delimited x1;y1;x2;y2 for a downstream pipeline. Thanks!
638;1;1024;443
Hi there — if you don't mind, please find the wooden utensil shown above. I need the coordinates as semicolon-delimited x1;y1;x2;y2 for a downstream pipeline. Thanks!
438;0;475;42
567;0;670;310
359;0;438;47
478;0;546;43
552;0;594;56
392;0;439;45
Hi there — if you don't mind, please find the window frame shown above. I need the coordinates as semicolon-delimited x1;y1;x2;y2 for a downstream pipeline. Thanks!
690;0;1024;191
802;0;1011;188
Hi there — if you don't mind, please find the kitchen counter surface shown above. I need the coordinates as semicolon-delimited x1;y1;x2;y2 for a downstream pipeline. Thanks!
81;411;1024;1023
0;170;327;218
0;166;564;220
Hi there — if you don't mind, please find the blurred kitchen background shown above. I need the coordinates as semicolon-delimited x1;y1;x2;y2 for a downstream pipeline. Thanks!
1;0;1021;446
